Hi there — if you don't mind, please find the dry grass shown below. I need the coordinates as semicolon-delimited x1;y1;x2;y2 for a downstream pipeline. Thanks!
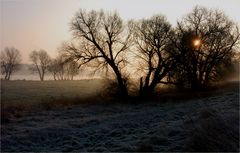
1;79;105;123
1;92;112;123
1;80;239;124
1;79;125;122
1;80;238;151
149;81;239;102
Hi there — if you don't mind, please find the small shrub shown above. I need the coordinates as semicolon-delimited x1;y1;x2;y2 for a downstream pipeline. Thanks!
101;79;123;98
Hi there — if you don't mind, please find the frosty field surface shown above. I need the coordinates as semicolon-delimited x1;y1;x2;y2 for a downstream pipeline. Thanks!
1;81;239;152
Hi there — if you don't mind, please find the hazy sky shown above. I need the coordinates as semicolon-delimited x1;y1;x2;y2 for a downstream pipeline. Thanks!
1;0;240;63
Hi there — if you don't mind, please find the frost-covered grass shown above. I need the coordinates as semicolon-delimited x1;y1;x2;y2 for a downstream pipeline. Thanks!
1;79;106;122
1;81;239;152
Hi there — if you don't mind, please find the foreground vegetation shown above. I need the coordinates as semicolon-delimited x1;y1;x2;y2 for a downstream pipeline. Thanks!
1;79;239;121
1;80;104;119
1;80;239;152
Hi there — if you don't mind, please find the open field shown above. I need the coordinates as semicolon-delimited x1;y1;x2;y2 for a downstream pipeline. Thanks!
1;80;239;152
1;79;104;104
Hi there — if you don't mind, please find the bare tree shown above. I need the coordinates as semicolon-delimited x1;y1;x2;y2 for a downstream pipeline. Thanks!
132;15;176;95
0;47;21;80
48;56;64;80
29;50;51;81
64;61;79;80
48;55;79;80
63;10;132;97
48;58;61;80
169;6;240;90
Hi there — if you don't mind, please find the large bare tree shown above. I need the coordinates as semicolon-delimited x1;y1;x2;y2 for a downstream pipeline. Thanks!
132;15;176;95
168;6;240;90
29;50;51;81
63;10;132;97
0;47;21;80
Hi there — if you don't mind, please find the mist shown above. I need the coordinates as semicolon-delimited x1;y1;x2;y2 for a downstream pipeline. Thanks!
1;1;239;152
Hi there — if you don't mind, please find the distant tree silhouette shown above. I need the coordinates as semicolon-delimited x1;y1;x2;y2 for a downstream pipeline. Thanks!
0;47;21;80
168;6;240;90
49;55;79;80
48;57;63;80
132;15;177;95
63;10;133;97
64;61;79;80
29;50;51;81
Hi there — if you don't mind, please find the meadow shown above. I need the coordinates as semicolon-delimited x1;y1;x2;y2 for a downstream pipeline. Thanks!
1;80;239;152
1;79;105;122
1;79;104;103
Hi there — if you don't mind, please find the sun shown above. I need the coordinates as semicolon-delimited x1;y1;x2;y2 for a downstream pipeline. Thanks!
193;39;201;47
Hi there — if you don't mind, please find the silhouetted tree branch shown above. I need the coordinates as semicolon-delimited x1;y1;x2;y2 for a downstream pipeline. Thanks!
169;6;240;90
62;10;133;97
132;15;176;95
29;50;51;81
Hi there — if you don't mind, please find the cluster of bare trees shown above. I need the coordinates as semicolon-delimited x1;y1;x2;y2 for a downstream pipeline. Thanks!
1;6;239;97
48;54;78;80
1;48;79;81
0;47;21;80
62;6;239;97
167;7;240;91
29;50;79;81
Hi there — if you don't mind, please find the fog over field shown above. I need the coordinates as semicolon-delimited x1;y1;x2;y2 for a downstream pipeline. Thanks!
1;0;240;152
4;64;101;80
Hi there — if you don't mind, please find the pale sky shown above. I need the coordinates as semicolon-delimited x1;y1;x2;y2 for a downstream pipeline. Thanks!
1;0;240;63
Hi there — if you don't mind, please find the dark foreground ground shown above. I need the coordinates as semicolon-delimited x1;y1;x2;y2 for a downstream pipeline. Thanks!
1;82;239;152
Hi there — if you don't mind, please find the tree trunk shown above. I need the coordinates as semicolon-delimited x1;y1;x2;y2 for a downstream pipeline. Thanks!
4;72;8;80
139;77;143;96
190;56;201;90
7;74;11;80
110;63;128;97
203;71;210;87
191;74;201;91
61;71;64;80
140;79;157;97
116;72;128;97
53;73;56;80
42;72;45;81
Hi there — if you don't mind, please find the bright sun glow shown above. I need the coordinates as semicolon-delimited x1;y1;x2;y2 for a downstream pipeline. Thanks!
193;39;201;47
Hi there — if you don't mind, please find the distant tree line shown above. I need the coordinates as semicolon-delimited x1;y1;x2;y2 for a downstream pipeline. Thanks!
1;6;239;97
28;50;79;81
1;48;79;81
